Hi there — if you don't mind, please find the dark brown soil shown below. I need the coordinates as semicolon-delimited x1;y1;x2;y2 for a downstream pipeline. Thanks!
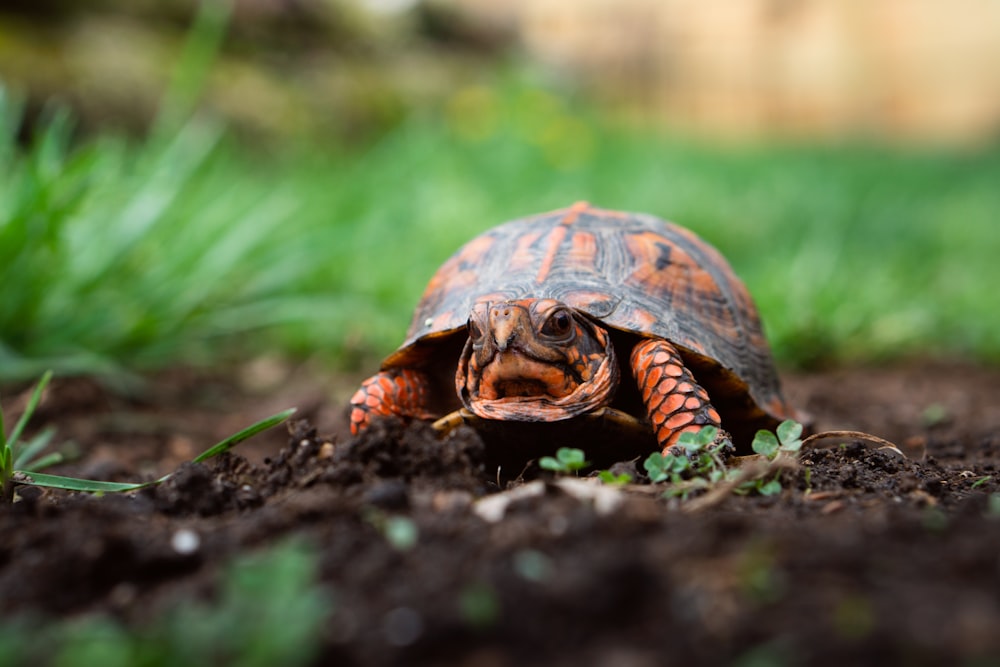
2;361;1000;666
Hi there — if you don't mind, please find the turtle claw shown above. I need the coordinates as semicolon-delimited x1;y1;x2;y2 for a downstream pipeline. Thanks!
432;408;477;436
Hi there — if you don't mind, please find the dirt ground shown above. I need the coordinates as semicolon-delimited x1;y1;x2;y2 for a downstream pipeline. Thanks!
2;360;1000;666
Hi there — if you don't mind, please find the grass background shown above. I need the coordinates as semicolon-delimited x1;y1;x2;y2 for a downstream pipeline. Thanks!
2;80;998;383
2;3;998;382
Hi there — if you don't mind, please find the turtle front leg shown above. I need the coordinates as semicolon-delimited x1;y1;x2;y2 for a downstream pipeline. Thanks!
349;368;436;435
630;339;723;455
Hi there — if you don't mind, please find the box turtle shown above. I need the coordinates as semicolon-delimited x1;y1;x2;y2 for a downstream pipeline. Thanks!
350;202;798;457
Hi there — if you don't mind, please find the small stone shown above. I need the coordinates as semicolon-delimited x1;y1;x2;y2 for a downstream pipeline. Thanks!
383;607;424;646
171;529;201;555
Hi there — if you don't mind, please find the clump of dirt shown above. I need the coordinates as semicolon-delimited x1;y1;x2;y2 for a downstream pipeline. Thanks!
2;362;1000;665
286;417;489;494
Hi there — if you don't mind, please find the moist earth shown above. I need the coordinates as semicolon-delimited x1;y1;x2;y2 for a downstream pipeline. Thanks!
2;362;1000;666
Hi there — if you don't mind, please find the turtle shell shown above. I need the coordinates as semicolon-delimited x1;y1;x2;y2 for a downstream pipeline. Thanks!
383;202;796;442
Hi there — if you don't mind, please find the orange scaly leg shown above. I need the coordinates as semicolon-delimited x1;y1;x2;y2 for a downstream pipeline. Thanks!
630;339;722;455
349;368;436;435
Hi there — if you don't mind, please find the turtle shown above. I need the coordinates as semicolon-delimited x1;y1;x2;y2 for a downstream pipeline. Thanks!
349;202;799;458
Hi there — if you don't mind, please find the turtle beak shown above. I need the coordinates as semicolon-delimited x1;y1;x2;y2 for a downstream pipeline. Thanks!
489;303;523;352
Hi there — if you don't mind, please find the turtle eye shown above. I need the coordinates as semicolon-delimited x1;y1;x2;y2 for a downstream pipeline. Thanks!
541;309;574;340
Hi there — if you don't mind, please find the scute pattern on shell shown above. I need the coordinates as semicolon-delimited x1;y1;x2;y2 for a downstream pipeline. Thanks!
391;203;787;420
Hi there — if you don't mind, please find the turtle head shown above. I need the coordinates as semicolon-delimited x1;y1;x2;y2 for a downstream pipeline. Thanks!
456;298;619;421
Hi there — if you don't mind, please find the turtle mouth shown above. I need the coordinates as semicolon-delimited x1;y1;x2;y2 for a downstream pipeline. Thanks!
490;378;551;399
476;351;576;401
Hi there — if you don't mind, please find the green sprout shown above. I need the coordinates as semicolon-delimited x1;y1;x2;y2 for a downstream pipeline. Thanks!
752;478;783;496
971;475;992;489
365;511;419;551
643;422;805;500
643;426;731;499
643;450;691;484
0;373;76;474
752;420;804;460
458;582;500;629
539;447;590;474
1;371;295;502
597;470;633;485
736;420;805;496
0;371;55;502
921;403;949;427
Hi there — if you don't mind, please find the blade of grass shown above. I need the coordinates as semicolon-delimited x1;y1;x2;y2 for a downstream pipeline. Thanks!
192;407;296;463
13;407;296;494
12;426;55;469
1;447;12;502
13;471;151;493
0;388;6;451
153;0;232;140
19;451;66;472
6;370;52;454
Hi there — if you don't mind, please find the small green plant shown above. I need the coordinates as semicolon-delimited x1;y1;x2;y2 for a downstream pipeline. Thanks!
597;470;633;485
737;420;805;496
921;403;949;427
752;420;804;460
746;477;783;497
643;421;805;500
539;447;590;474
1;371;295;502
643;450;689;484
458;582;501;629
0;371;55;502
643;426;732;499
0;373;73;475
365;510;419;551
971;475;992;489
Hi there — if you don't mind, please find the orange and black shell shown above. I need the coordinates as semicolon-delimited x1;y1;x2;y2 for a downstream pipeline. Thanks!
382;202;795;428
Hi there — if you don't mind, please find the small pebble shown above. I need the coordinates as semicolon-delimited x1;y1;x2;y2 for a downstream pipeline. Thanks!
171;529;201;555
383;606;424;646
363;479;410;510
548;515;569;536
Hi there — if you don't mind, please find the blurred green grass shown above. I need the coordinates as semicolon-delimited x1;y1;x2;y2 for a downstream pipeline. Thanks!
1;81;998;382
0;539;329;666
